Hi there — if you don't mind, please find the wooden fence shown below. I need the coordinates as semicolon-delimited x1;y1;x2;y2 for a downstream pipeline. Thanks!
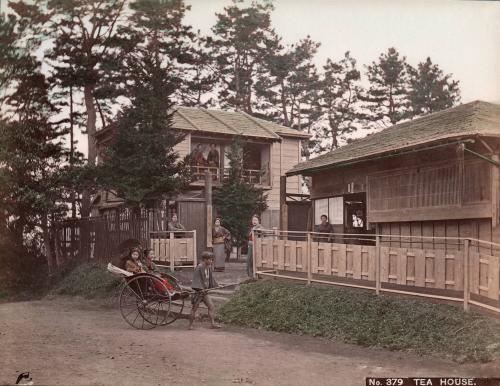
55;211;197;267
150;231;197;269
253;230;500;314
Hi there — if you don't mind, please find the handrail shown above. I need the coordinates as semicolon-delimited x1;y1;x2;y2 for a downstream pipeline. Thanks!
252;229;500;247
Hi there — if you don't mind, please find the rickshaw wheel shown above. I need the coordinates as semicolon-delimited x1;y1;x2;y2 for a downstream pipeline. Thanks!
161;294;186;325
119;274;171;329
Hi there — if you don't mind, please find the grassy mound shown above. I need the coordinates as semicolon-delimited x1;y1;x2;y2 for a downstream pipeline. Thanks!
51;263;122;299
219;280;500;362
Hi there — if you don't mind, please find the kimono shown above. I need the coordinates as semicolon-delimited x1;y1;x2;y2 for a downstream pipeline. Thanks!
247;224;264;277
123;257;145;274
212;226;230;270
314;222;334;242
168;220;186;238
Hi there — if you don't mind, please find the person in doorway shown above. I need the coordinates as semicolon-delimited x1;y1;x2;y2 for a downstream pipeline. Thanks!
314;214;334;242
168;213;186;238
212;217;231;272
247;214;264;277
352;211;364;228
188;251;220;330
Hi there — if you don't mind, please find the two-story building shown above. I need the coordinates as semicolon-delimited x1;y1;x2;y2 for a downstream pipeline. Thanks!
92;106;309;250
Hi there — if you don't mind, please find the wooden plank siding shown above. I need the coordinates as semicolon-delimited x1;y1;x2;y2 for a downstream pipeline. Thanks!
173;133;191;159
151;237;195;266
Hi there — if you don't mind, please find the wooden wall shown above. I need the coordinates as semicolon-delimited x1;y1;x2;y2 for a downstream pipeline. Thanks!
269;137;302;210
173;133;191;159
310;143;496;225
378;219;494;252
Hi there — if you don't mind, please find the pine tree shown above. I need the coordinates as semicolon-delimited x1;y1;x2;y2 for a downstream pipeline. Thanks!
360;47;411;128
174;31;217;108
208;0;280;113
94;0;192;209
408;57;460;116
213;139;268;252
316;51;363;152
255;37;320;128
37;0;128;217
0;12;68;277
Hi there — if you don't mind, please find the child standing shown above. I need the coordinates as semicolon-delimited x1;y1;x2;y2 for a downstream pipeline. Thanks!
189;251;221;330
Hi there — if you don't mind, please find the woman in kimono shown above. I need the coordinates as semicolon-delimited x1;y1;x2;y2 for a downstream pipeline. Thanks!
212;217;230;272
247;215;264;277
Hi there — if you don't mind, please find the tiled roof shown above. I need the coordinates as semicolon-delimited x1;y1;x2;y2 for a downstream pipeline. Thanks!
287;100;500;175
173;106;310;140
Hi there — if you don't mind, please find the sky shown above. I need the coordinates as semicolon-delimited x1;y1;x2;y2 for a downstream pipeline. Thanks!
185;0;500;104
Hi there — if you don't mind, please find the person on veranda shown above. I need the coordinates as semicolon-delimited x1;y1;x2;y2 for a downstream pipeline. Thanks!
168;213;186;238
314;214;334;242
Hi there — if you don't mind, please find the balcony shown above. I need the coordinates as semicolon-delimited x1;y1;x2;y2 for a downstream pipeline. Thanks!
190;165;271;187
188;138;271;188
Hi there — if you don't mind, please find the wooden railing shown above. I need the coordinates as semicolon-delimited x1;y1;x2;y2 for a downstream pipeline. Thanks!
252;230;500;314
190;165;270;185
150;230;197;270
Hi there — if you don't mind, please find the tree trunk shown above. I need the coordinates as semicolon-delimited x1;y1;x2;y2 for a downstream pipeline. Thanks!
82;84;97;218
42;215;56;276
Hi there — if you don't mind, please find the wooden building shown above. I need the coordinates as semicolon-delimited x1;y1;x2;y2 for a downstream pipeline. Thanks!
93;106;309;230
286;100;500;245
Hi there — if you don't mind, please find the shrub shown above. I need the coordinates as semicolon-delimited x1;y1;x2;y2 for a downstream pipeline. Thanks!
220;281;500;362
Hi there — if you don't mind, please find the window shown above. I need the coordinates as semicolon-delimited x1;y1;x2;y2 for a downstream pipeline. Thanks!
314;197;344;225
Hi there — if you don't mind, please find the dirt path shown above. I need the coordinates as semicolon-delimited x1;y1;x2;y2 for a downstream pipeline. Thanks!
0;298;498;386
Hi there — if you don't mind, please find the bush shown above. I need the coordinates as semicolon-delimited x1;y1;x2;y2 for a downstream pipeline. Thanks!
219;281;500;362
0;233;48;296
51;263;122;298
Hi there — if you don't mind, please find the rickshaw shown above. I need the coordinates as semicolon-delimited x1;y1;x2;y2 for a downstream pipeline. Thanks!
108;263;192;330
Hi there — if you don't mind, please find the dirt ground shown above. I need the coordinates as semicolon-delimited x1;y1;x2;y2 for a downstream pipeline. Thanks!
0;298;499;386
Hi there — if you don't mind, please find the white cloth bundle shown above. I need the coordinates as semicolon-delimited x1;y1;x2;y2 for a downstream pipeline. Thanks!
107;263;133;277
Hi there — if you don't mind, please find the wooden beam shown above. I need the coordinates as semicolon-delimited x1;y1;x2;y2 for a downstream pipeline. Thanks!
492;154;499;227
280;175;288;231
205;171;213;249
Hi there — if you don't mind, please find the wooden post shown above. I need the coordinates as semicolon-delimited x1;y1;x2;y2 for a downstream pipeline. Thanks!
252;230;257;279
280;175;288;231
169;231;174;273
307;232;312;286
491;154;499;228
205;170;213;249
193;230;197;268
463;238;470;312
375;234;381;295
458;143;464;206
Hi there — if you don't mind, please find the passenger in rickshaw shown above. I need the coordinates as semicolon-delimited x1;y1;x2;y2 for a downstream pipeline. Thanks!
143;248;160;274
188;251;220;330
141;248;176;293
122;246;146;274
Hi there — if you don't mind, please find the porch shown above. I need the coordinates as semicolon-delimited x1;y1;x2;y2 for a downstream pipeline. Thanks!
189;137;272;187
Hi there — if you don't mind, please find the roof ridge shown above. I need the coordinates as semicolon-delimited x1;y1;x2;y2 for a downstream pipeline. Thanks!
175;107;203;131
240;111;280;139
201;108;242;136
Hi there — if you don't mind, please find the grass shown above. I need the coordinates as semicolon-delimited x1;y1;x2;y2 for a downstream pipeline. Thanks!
219;280;500;363
50;263;122;299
